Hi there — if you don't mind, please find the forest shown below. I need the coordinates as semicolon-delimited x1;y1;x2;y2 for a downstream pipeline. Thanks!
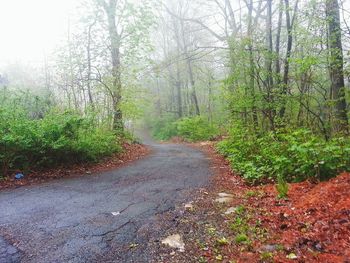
2;0;349;186
0;0;350;262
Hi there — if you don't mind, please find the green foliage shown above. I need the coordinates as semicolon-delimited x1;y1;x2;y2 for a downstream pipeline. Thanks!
150;116;218;142
234;234;250;244
260;251;274;261
216;237;229;246
217;125;350;183
235;205;245;215
228;205;268;248
0;107;121;176
276;175;289;199
150;115;179;140
176;116;218;142
245;190;264;198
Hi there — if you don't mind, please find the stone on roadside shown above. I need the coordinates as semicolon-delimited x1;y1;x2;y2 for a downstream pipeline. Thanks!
215;197;233;203
184;202;193;210
215;192;234;203
224;207;237;215
260;244;278;252
161;234;185;252
218;192;234;198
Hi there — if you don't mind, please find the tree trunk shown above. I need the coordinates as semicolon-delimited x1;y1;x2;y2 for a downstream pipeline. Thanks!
279;0;298;120
247;0;258;130
265;0;275;130
102;0;123;131
175;77;183;118
326;0;349;133
179;18;200;116
86;19;96;109
275;0;283;78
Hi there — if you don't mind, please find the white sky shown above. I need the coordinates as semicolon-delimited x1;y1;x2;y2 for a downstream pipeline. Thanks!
0;0;80;66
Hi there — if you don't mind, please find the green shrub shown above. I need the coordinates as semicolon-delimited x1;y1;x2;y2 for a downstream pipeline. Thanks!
235;233;250;244
151;117;178;140
0;108;121;176
74;128;121;162
176;116;218;142
217;125;350;183
150;115;218;142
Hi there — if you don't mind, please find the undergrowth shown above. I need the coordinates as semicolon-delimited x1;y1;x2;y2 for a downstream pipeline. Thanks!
0;107;122;177
151;115;218;142
217;124;350;183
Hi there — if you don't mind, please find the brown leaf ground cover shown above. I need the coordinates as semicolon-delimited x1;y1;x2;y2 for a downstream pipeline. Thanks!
0;143;150;190
153;142;350;263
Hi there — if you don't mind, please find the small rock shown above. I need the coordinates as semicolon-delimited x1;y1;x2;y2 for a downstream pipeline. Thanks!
260;244;278;252
216;193;234;203
161;234;185;252
218;192;234;198
184;202;193;210
216;197;233;203
224;207;237;215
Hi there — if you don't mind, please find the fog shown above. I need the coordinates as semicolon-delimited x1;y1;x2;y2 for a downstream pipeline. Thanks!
0;0;80;66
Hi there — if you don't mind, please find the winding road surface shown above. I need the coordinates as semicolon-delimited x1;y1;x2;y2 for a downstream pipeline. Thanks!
0;138;212;262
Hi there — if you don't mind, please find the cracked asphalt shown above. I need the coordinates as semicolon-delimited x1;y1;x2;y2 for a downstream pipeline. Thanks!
0;138;212;263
